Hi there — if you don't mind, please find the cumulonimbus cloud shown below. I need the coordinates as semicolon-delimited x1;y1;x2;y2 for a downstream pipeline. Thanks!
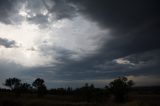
0;0;160;88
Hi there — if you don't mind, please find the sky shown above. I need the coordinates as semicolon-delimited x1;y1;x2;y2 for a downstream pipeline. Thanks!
0;0;160;88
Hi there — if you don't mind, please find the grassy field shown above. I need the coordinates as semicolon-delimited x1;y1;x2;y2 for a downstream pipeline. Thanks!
0;93;160;106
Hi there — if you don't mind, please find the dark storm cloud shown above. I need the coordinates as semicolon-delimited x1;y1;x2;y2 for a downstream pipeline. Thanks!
37;0;160;63
0;38;17;48
27;14;49;27
0;0;14;24
52;47;77;61
42;0;77;19
70;0;159;29
37;0;160;57
23;0;160;86
0;0;20;24
68;0;160;56
17;49;160;87
53;0;160;80
125;50;160;76
0;0;160;87
47;50;160;81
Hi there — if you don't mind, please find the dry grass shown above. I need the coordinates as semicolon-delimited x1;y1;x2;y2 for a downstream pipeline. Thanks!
0;93;160;106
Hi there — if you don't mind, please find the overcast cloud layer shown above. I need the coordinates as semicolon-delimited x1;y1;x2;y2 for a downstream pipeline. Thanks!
0;0;160;88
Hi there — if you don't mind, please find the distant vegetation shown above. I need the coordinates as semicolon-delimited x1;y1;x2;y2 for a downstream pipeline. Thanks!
2;77;134;102
0;77;160;106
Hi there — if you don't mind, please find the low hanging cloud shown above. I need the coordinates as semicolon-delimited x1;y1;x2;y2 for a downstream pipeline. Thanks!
0;38;17;48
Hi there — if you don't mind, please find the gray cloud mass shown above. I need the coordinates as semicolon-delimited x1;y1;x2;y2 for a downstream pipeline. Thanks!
0;0;160;88
0;38;17;48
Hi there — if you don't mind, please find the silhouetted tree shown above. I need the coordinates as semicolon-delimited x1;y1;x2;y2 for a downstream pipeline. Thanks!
19;83;32;93
32;78;47;97
4;78;21;96
109;76;134;103
4;78;21;90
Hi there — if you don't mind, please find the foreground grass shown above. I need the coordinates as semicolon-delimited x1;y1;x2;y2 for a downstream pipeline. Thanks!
0;93;160;106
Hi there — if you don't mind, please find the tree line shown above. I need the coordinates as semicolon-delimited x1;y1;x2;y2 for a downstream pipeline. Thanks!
3;78;46;97
1;77;134;103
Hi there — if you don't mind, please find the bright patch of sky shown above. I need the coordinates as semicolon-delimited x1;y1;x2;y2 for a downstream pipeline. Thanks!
0;2;109;67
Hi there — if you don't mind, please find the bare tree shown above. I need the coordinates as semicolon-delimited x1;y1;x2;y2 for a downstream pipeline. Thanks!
32;78;47;97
